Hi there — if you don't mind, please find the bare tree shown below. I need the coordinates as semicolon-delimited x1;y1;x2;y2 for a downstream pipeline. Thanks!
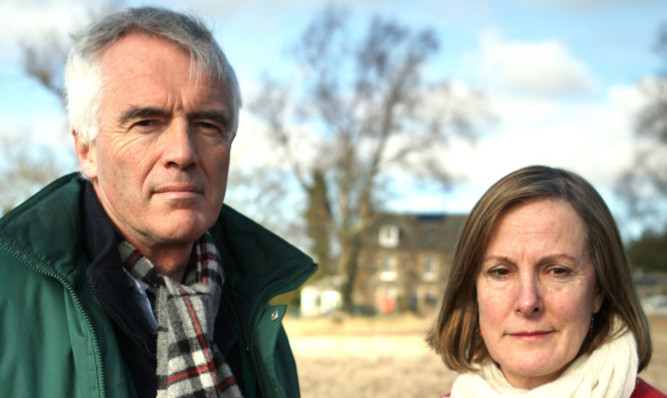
0;133;65;214
1;33;71;214
249;6;489;310
617;23;667;232
18;0;125;107
20;33;69;106
225;167;305;244
1;1;125;214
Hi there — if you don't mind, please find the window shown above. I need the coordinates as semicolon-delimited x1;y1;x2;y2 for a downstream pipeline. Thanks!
423;256;438;281
378;224;400;248
380;255;398;281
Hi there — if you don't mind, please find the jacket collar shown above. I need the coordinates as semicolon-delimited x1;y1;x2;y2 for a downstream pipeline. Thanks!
0;173;86;282
0;173;317;303
210;204;317;305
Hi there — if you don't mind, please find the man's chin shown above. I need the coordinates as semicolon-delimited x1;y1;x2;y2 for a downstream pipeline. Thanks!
152;212;214;241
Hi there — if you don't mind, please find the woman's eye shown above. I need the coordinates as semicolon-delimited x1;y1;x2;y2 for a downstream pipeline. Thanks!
488;267;511;279
549;267;572;278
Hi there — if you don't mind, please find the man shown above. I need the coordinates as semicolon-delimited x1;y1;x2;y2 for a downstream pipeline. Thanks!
0;7;316;398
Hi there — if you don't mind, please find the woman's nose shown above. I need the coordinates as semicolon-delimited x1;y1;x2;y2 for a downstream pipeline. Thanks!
515;275;543;316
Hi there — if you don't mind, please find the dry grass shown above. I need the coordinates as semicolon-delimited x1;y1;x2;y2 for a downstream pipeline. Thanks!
643;316;667;390
284;314;667;397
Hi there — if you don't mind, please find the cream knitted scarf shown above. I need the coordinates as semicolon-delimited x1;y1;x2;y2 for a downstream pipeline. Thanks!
450;324;638;398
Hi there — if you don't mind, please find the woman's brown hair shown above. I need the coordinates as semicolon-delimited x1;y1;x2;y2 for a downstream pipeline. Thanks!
426;165;652;372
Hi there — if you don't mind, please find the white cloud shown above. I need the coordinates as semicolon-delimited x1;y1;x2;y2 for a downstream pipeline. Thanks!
0;0;82;38
0;107;70;147
0;0;114;63
250;75;647;217
520;0;614;7
518;0;665;11
476;30;598;97
432;79;647;214
231;108;325;172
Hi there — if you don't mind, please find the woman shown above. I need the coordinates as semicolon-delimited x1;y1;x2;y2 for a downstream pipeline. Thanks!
427;165;665;397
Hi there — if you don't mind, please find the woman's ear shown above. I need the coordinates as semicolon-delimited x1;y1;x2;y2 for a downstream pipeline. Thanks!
593;288;604;314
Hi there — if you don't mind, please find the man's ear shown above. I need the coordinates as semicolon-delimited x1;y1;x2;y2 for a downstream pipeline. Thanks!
73;129;98;180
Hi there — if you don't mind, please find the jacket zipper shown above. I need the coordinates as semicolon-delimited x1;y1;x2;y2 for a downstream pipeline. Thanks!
4;246;107;398
88;280;155;358
248;314;263;395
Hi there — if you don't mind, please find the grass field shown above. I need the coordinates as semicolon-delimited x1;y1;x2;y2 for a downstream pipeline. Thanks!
284;314;667;397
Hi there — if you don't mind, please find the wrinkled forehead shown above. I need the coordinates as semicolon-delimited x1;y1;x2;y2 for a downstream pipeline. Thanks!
101;33;200;75
98;32;229;100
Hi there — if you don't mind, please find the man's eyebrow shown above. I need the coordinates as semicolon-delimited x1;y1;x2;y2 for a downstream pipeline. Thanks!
119;106;168;125
189;110;231;128
118;107;231;129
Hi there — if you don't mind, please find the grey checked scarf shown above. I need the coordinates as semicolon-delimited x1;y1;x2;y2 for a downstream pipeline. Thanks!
119;232;243;398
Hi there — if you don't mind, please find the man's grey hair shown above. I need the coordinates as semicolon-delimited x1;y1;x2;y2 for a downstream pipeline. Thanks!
65;6;242;146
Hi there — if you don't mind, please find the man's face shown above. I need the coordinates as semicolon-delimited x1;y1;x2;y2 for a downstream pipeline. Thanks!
76;33;234;252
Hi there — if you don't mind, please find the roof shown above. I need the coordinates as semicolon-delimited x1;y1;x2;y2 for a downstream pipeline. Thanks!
361;212;467;252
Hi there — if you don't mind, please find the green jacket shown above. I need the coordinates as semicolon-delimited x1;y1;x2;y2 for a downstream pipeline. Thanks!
0;173;317;398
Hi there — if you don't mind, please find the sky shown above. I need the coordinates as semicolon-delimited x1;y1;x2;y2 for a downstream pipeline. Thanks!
1;0;666;238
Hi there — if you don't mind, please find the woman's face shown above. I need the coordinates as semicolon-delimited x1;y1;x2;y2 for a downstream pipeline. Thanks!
476;199;604;389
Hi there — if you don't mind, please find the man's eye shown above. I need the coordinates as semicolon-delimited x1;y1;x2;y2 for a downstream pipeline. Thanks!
134;120;154;127
199;121;216;129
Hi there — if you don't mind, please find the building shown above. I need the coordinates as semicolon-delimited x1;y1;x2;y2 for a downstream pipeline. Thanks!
300;275;344;317
352;212;466;315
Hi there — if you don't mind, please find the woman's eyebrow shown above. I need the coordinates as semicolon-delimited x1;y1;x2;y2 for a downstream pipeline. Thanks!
481;253;578;264
481;255;515;265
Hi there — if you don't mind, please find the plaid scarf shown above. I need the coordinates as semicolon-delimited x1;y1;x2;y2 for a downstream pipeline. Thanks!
119;232;243;398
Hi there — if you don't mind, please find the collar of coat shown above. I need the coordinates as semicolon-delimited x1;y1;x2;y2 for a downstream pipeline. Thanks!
0;172;317;307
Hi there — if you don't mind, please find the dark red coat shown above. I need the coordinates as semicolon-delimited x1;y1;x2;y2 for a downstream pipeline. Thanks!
632;378;667;398
441;378;665;397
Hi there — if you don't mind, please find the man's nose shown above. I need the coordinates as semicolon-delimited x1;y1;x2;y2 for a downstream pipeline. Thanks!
515;274;543;316
162;120;198;169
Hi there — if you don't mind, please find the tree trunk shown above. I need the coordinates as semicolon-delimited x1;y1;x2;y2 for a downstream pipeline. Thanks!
339;240;361;312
